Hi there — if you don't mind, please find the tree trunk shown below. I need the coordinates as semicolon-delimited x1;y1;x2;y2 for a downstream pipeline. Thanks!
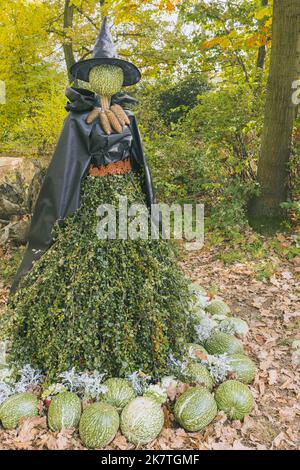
63;0;76;84
256;0;269;70
256;44;267;70
248;0;300;231
63;0;105;83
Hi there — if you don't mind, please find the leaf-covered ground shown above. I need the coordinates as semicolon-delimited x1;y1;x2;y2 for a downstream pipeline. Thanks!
0;229;299;450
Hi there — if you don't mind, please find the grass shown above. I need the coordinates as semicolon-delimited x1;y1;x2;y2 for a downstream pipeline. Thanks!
206;224;299;267
254;260;278;282
0;246;25;287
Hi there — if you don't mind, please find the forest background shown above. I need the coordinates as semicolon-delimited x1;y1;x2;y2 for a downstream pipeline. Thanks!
0;0;299;240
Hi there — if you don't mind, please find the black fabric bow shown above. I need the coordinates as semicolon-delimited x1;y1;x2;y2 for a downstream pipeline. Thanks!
65;88;139;113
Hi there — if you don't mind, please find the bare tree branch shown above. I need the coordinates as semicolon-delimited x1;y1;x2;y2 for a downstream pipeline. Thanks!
73;6;99;30
63;0;76;85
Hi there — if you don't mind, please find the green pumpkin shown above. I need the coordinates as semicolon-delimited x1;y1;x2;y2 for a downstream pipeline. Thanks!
144;384;167;404
0;392;38;429
215;380;254;420
219;317;249;337
120;397;164;446
183;362;214;391
79;402;119;449
174;387;217;432
206;299;231;316
102;378;135;411
228;355;256;384
205;332;244;355
48;392;81;431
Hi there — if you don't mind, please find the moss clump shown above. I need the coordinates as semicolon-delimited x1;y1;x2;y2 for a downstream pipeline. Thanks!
5;173;193;380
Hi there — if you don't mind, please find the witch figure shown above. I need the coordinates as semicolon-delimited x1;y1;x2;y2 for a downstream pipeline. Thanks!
6;18;193;380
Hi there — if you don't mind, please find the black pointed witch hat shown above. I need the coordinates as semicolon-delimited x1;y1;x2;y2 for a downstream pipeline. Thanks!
70;17;141;86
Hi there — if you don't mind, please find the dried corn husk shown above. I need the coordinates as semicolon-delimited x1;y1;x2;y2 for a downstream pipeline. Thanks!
99;111;112;135
106;110;123;134
110;104;130;126
100;95;109;110
86;107;101;124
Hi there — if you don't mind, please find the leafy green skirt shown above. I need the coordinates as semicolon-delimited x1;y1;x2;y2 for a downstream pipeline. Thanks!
6;173;193;380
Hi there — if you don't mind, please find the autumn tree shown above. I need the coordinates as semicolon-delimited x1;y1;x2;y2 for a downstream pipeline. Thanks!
248;0;300;230
256;0;269;71
47;0;186;85
62;0;76;84
0;0;66;154
0;0;187;153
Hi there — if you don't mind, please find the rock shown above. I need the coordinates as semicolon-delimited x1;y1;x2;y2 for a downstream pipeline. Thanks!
0;179;24;203
0;157;36;183
0;160;46;244
0;219;29;244
27;167;46;212
0;196;24;219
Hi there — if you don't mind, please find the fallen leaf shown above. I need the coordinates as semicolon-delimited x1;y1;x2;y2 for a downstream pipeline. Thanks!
194;350;208;361
16;416;47;443
45;434;60;450
114;433;131;450
268;369;278;385
272;431;285;448
232;440;254;450
56;428;74;450
162;405;172;428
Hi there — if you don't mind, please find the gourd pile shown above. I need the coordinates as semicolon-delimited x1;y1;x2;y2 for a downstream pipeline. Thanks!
0;283;256;448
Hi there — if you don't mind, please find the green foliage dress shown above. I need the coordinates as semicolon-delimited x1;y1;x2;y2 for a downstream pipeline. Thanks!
6;173;193;380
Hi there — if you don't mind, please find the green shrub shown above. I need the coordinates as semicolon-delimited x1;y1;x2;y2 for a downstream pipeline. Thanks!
0;247;25;287
4;174;194;380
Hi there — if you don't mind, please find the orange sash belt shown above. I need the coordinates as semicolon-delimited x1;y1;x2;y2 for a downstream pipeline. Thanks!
89;158;132;177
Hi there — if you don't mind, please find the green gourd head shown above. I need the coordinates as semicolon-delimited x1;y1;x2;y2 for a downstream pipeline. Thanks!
89;64;124;96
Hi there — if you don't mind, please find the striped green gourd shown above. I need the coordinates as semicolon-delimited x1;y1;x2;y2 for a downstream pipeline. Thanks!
206;299;231;316
144;384;167;404
48;392;81;431
219;317;249;337
174;387;217;432
120;397;164;446
79;402;119;449
187;343;209;357
215;380;254;420
228;355;256;384
183;362;214;391
102;378;135;411
205;332;244;355
0;392;38;429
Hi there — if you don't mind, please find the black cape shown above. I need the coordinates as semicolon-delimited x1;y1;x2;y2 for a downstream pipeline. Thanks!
11;88;156;293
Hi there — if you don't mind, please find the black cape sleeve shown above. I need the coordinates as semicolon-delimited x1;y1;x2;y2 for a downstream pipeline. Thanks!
128;113;156;207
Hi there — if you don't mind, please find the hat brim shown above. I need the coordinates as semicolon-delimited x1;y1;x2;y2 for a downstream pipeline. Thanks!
70;57;141;86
